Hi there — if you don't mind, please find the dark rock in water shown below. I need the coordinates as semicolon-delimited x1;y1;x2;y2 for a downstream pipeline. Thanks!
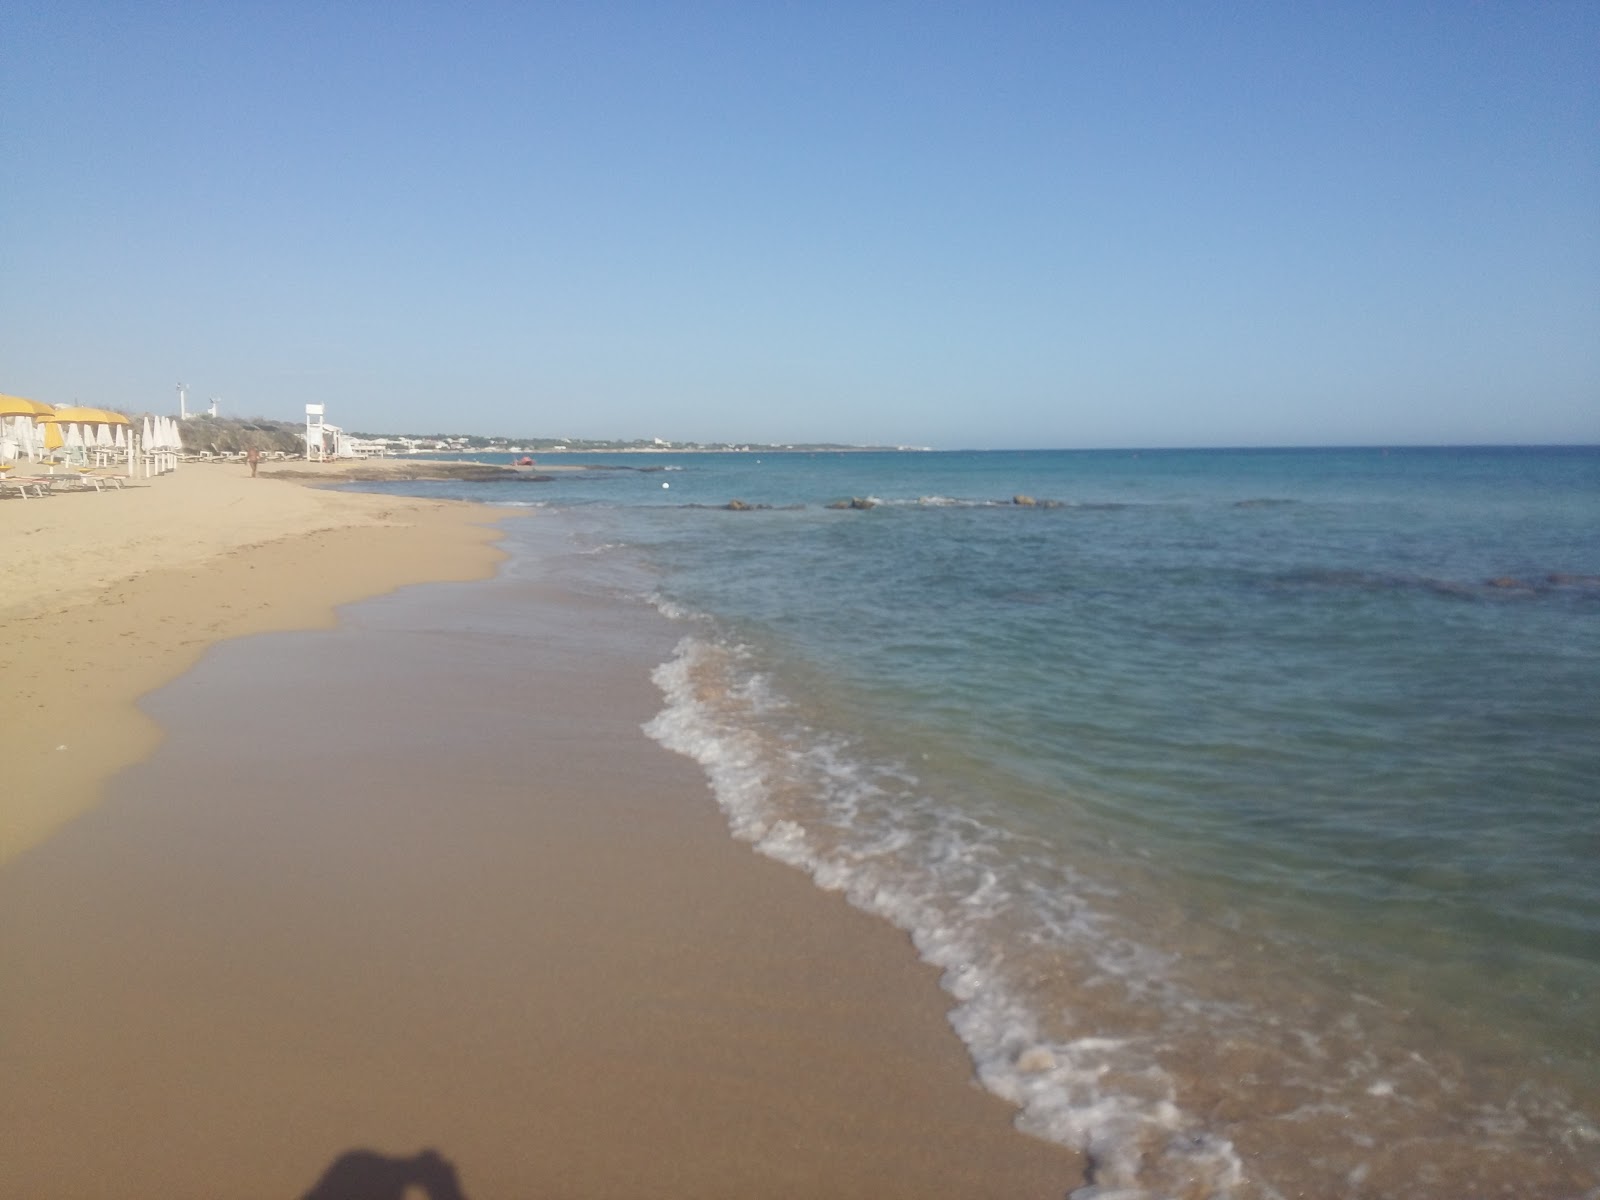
827;497;876;510
1486;577;1529;589
726;499;751;510
426;465;552;483
1548;573;1600;587
1012;494;1036;507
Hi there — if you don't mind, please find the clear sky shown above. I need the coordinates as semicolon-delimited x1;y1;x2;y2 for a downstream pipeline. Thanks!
2;2;1595;448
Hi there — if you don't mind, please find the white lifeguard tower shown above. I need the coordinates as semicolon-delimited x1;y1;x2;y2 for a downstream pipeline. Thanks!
305;403;326;461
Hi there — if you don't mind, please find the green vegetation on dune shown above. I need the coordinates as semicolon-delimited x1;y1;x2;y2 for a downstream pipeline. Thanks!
178;415;304;456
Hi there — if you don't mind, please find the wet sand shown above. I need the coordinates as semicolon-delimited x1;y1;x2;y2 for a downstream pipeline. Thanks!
0;497;1082;1196
1;465;504;864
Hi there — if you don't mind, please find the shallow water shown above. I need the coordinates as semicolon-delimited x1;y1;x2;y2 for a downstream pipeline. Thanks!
357;447;1600;1197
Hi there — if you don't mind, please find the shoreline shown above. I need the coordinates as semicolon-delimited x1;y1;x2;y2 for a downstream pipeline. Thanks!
0;467;1083;1195
1;464;505;863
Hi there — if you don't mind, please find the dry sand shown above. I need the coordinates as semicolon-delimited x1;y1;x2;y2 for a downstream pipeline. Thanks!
0;462;1082;1197
1;461;504;863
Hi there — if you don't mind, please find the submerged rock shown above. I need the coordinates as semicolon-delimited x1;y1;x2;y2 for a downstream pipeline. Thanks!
827;497;877;510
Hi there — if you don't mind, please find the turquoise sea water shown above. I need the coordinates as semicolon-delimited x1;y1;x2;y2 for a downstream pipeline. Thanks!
355;448;1600;1197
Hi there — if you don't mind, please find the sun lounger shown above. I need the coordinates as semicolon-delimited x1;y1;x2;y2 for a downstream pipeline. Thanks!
0;476;48;498
39;473;106;493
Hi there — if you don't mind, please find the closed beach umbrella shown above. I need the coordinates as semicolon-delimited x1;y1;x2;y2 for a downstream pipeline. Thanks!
1;398;47;458
0;401;25;456
41;417;64;452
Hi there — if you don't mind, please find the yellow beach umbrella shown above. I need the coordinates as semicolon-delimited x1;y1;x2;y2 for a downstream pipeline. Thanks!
42;419;64;451
54;406;132;427
51;405;110;425
0;394;52;417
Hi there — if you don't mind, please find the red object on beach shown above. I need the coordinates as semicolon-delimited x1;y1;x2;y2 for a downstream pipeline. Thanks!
516;456;534;466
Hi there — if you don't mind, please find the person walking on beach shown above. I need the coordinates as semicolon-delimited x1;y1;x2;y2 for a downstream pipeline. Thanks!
246;445;261;478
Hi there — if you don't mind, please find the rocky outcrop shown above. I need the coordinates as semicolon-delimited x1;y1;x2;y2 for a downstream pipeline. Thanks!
826;497;877;510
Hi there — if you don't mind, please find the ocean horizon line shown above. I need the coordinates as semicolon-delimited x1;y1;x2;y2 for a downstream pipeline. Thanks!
411;440;1599;456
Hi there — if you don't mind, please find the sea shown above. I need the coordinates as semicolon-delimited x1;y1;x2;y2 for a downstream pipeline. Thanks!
348;446;1600;1199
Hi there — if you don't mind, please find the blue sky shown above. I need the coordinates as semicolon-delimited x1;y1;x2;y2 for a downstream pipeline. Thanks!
2;2;1595;448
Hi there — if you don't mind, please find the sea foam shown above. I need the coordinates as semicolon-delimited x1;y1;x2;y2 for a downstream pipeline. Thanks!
644;634;1248;1198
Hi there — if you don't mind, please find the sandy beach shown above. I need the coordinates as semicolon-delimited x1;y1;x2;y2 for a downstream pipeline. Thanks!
0;462;1080;1197
1;460;505;864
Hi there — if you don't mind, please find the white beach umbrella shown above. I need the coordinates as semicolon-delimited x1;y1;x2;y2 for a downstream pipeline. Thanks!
163;416;181;468
63;422;85;464
95;423;113;448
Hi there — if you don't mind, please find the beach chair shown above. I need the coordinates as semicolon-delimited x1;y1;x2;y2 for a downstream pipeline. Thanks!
0;475;49;499
40;473;106;494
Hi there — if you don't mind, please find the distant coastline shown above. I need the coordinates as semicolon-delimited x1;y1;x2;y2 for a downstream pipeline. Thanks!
357;437;934;455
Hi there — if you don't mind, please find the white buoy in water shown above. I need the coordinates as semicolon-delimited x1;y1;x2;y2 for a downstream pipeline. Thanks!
662;481;670;488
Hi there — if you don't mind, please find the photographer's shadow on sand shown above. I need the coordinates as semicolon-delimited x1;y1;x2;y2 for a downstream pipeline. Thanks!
300;1148;467;1200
